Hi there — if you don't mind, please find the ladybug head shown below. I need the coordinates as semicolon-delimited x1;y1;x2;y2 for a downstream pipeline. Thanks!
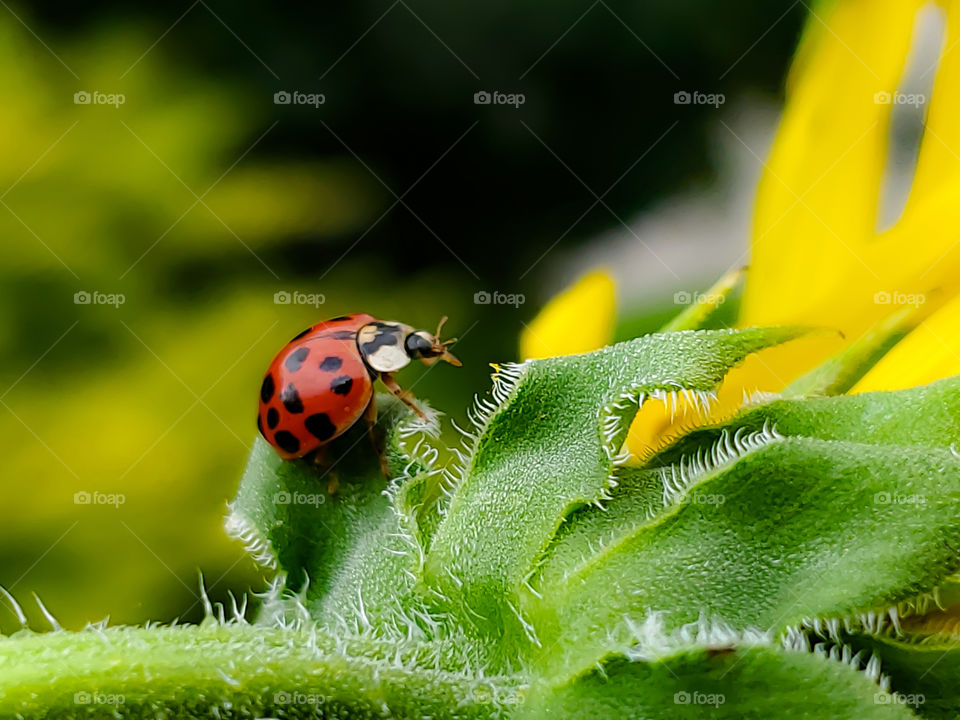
358;317;461;373
405;316;462;367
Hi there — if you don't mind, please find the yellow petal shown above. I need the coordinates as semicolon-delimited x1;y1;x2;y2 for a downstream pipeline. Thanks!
520;270;615;360
625;369;749;460
851;291;960;392
624;334;842;461
867;180;960;316
866;0;960;313
741;0;925;333
784;304;928;397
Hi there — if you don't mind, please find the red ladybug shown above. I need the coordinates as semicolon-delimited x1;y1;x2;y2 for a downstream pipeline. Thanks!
257;314;460;476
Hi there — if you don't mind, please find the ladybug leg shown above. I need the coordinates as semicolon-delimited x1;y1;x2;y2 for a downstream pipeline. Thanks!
312;445;339;496
364;396;390;477
380;373;428;420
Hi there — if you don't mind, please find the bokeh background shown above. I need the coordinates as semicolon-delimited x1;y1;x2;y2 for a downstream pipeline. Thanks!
0;0;811;632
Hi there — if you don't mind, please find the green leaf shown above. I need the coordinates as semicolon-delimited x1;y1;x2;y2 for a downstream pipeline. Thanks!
783;307;920;397
533;465;663;591
530;438;960;678
660;267;745;332
0;623;522;719
651;377;960;469
226;393;441;631
846;634;960;719
9;326;960;718
519;642;917;720
423;327;809;662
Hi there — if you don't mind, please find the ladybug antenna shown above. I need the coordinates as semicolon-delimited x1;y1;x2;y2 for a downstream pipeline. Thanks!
433;315;458;345
426;316;462;367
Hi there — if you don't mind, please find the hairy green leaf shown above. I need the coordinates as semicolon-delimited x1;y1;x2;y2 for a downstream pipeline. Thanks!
845;634;960;719
0;623;522;719
424;327;808;662
12;325;960;718
652;377;960;469
533;465;663;591
226;393;439;631
660;267;745;332
519;643;916;720
531;438;960;677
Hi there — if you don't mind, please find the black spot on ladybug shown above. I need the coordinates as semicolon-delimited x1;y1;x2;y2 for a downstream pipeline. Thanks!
319;356;343;372
280;384;304;414
329;315;351;322
266;407;280;429
285;347;310;372
330;376;353;395
305;413;337;441
360;327;400;356
289;328;311;343
260;374;275;403
273;430;300;454
257;414;265;437
325;330;357;340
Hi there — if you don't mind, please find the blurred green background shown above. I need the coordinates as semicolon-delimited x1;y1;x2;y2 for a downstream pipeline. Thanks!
0;0;806;632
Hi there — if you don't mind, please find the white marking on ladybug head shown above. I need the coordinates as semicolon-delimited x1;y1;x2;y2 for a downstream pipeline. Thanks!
358;321;412;373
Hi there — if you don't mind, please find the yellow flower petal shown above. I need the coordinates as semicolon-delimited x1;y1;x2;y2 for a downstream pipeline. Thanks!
869;181;960;309
625;334;842;460
741;0;925;334
520;270;615;360
625;369;748;460
867;1;960;311
851;292;960;392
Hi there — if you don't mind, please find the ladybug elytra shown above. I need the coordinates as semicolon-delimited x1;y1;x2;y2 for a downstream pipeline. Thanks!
257;314;460;479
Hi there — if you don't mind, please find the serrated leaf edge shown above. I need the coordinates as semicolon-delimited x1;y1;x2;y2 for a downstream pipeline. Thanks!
223;510;278;570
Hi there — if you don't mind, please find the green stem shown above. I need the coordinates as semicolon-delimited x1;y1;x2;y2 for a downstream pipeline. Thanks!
0;623;521;719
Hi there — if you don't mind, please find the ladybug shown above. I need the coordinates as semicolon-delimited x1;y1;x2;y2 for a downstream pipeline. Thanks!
257;314;460;482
